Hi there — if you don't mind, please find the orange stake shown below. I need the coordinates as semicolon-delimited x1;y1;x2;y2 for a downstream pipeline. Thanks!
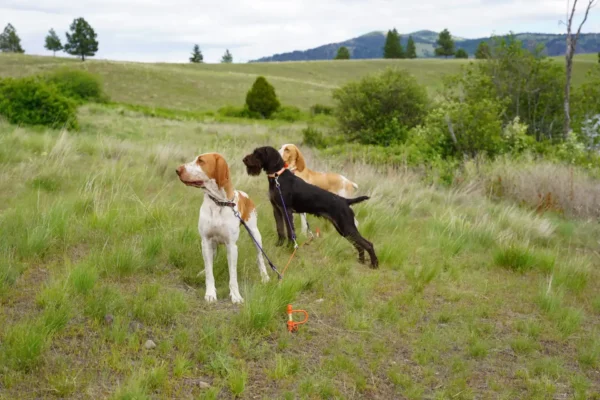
286;304;309;333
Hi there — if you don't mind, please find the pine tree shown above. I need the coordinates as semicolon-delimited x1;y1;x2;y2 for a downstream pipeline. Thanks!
406;36;417;59
44;28;63;56
475;41;491;59
245;76;280;118
221;49;232;63
190;44;203;63
0;23;25;53
455;48;469;59
334;46;351;60
64;18;98;61
434;29;455;58
383;28;404;59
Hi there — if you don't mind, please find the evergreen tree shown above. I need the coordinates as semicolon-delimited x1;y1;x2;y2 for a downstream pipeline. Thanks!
245;76;280;118
44;28;63;56
334;46;350;60
0;23;25;53
221;49;233;63
406;36;417;59
383;28;404;59
190;44;203;63
434;28;455;58
455;48;469;59
64;18;98;61
597;51;600;64
475;41;491;59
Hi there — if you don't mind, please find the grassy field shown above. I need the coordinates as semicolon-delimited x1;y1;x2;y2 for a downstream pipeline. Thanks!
0;54;599;399
0;53;597;112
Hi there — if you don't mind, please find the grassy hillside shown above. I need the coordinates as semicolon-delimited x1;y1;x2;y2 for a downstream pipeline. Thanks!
0;53;596;112
0;54;599;399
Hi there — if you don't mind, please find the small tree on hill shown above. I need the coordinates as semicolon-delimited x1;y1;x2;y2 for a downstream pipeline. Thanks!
221;49;233;63
45;28;63;56
435;29;455;58
455;48;468;59
475;41;491;59
598;51;600;63
190;44;203;63
0;23;25;53
245;76;280;118
64;18;98;61
406;36;417;59
334;46;350;60
383;28;404;59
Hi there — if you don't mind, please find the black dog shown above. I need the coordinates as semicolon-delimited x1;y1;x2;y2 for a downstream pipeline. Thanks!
243;146;378;268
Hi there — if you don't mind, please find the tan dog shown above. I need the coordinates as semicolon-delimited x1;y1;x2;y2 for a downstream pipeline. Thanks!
279;144;359;235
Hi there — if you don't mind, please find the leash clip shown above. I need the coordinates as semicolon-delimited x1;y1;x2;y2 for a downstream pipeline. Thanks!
286;304;308;333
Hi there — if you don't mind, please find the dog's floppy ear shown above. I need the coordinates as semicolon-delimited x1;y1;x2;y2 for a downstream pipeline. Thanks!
293;145;306;172
214;154;230;189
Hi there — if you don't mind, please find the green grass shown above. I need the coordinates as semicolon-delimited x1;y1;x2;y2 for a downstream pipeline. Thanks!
0;53;596;111
0;55;599;398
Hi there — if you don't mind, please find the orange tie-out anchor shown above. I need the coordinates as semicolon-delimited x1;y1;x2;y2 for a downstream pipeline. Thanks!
286;304;309;333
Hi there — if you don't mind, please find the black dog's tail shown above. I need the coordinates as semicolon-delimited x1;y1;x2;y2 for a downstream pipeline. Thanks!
346;196;370;206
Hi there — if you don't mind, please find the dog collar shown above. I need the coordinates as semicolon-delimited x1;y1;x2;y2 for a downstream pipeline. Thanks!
208;194;236;208
267;167;287;178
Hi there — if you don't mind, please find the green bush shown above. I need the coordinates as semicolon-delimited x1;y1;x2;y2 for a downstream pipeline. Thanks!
245;76;280;118
310;104;334;116
0;77;78;130
332;68;429;145
302;127;328;148
464;35;564;141
45;68;107;103
272;105;302;122
218;105;261;119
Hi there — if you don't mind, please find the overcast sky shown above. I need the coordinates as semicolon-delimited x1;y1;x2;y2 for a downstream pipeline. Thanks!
1;0;598;63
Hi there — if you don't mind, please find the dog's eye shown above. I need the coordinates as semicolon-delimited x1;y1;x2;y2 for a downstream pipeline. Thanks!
197;158;204;165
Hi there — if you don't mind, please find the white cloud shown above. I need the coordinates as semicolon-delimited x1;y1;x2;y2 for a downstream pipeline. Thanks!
1;0;598;63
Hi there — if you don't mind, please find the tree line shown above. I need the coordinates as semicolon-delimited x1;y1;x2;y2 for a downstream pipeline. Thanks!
189;45;234;64
1;19;98;61
0;21;235;64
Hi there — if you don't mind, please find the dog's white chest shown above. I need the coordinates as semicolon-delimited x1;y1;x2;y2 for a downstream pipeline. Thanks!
198;202;239;244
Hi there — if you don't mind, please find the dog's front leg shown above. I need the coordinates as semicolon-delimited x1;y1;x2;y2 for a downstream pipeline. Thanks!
226;242;243;304
202;239;217;302
283;209;296;246
271;202;286;246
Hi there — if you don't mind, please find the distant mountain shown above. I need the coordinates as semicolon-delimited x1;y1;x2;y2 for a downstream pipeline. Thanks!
252;31;600;62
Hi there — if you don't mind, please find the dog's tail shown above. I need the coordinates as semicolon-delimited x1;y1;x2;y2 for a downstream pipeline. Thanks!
346;196;370;206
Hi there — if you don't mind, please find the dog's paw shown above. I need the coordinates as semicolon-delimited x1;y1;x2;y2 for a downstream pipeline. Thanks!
276;237;286;247
204;292;217;303
261;274;271;283
230;292;244;304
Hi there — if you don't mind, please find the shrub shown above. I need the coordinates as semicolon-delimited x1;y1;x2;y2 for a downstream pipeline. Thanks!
302;127;328;148
272;105;302;122
420;97;506;158
466;35;564;140
218;105;261;119
310;103;334;116
245;76;280;118
0;77;78;130
45;68;107;103
332;68;429;145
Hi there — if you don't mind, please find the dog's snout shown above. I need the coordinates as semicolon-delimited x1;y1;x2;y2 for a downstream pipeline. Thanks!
175;165;184;176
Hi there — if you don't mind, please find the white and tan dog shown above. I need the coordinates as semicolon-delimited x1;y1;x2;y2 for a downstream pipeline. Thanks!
279;143;359;234
176;152;269;304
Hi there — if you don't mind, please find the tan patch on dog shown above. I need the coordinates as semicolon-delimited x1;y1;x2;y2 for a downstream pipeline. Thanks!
197;153;235;199
236;191;255;222
281;144;357;196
